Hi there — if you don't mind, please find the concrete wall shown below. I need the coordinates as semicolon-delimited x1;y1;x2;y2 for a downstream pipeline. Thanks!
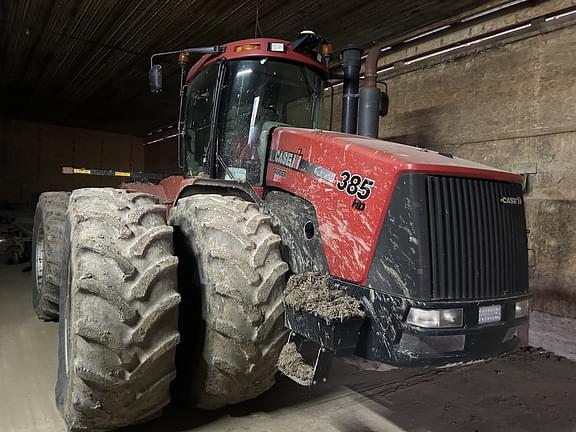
326;22;576;317
0;119;144;205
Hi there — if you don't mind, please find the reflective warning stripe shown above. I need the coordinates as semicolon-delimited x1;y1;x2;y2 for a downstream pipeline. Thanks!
73;168;92;175
61;167;164;181
63;167;133;177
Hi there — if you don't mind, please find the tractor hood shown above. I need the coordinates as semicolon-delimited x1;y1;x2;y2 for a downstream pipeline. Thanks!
269;128;521;184
266;127;523;285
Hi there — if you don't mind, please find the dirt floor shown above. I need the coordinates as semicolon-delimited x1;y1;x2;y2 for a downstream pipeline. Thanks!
1;263;576;432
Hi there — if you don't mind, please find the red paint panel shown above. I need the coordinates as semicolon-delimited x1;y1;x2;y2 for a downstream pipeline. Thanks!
266;128;522;285
121;176;187;218
159;176;188;203
121;176;185;203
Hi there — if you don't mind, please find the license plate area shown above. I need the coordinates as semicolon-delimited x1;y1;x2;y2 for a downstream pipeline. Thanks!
478;305;502;324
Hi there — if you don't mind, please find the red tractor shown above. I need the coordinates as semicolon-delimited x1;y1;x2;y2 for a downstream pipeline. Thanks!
32;32;530;431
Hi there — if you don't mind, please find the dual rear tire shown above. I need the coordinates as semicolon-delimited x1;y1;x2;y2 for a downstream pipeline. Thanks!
170;194;289;408
32;192;70;321
56;188;180;430
34;189;288;429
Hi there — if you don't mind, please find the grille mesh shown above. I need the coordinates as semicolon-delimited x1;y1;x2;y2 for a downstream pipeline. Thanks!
426;176;528;300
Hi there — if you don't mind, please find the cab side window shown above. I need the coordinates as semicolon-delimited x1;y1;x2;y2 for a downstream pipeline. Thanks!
184;64;219;174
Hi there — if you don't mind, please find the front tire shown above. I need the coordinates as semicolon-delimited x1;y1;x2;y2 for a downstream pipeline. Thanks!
56;188;180;431
170;194;289;409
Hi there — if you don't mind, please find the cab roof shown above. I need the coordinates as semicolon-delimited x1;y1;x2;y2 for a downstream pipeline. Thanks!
186;37;329;82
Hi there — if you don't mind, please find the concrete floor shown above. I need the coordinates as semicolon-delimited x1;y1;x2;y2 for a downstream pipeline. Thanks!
2;263;576;432
0;264;62;432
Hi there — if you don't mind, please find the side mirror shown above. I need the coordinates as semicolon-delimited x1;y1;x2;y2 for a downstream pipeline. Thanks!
149;64;163;93
379;91;389;117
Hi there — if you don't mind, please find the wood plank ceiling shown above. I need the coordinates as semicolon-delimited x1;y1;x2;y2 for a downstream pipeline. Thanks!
0;0;494;135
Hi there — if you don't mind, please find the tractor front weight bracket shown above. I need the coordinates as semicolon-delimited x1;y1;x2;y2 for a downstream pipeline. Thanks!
287;331;334;386
278;305;364;386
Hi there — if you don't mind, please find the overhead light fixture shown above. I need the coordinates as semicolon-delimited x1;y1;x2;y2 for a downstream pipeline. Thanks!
461;0;529;22
403;25;451;43
377;65;395;73
545;9;576;21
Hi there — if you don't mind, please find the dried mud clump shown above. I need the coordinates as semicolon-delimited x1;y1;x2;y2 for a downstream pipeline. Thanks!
277;342;315;385
284;272;364;321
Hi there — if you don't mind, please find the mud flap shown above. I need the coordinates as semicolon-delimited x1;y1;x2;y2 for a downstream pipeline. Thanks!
278;307;364;386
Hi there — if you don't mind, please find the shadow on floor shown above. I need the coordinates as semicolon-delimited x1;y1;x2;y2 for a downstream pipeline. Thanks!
121;350;576;432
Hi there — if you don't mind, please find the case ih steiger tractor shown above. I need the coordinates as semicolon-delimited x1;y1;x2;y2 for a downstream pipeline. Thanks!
32;32;530;431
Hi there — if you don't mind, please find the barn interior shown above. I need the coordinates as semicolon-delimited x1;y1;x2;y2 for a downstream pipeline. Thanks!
1;1;575;431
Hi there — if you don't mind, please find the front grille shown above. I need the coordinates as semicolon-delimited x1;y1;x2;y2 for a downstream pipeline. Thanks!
426;176;528;300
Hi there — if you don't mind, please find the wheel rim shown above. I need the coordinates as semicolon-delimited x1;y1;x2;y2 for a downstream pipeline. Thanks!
64;259;72;376
35;225;45;291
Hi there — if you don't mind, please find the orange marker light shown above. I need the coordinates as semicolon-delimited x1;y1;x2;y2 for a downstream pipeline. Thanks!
321;44;334;56
234;43;260;52
178;52;190;65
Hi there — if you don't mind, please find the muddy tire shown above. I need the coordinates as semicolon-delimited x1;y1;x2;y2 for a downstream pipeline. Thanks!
170;194;288;409
32;191;70;321
56;188;180;431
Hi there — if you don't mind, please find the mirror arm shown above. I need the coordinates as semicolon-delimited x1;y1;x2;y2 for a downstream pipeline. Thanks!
150;46;224;67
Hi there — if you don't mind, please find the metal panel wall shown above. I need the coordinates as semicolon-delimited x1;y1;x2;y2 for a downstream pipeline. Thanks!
0;118;144;204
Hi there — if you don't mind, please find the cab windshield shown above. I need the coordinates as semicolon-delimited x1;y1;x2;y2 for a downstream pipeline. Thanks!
218;59;323;183
183;59;324;182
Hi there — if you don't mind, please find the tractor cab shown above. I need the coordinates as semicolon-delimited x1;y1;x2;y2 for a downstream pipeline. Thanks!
184;51;324;183
149;33;329;185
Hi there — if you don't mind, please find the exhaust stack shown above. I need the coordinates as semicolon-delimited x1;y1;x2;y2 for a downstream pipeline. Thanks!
358;47;380;138
340;46;362;134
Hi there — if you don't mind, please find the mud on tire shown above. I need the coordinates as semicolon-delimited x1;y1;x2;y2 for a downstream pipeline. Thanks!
32;191;70;321
56;188;180;431
170;194;289;409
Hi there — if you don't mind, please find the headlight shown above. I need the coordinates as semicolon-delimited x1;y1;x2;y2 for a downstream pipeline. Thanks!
406;307;463;328
515;300;529;318
478;304;502;324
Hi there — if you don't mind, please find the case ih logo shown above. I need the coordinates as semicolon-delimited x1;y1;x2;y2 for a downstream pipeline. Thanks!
272;150;302;169
500;196;523;205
